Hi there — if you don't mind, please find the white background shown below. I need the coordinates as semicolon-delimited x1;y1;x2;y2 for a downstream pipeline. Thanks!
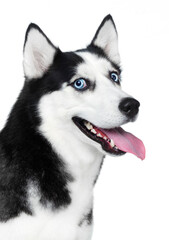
0;0;169;239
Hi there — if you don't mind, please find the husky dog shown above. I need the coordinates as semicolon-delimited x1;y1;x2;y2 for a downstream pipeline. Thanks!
0;15;145;240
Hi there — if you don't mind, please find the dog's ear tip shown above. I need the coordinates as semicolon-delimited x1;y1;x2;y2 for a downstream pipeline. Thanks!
105;14;113;20
25;23;42;37
24;23;40;45
90;14;120;64
27;22;38;29
102;14;114;24
24;23;53;50
104;14;117;32
23;23;56;80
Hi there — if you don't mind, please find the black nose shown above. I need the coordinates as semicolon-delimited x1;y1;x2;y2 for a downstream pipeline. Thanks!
119;97;140;119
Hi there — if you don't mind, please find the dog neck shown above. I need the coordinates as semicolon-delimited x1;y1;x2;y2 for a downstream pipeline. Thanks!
0;97;104;214
38;121;104;185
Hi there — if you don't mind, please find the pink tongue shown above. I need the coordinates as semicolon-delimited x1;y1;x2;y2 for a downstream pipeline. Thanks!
102;127;145;160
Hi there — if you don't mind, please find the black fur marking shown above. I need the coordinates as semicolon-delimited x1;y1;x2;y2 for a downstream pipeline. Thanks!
0;144;32;222
88;45;122;74
79;208;93;227
76;46;121;75
0;50;83;222
87;44;108;59
76;45;107;60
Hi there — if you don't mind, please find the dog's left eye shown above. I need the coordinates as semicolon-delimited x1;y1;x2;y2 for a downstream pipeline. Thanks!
110;72;119;84
73;78;87;90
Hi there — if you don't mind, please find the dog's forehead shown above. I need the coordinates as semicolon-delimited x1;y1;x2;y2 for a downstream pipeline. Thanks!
75;52;116;81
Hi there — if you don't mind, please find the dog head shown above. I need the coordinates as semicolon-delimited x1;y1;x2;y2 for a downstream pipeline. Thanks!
23;15;145;160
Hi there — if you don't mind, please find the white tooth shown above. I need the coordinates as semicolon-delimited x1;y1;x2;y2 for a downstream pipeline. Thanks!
87;122;93;130
97;133;102;138
110;139;114;148
103;136;107;140
84;121;93;130
84;121;92;130
91;129;97;134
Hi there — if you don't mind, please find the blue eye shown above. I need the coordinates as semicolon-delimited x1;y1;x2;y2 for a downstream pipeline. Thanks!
73;78;87;90
110;72;119;83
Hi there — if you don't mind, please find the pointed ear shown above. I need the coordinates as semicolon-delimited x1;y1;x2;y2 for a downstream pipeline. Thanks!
23;23;57;80
90;15;120;64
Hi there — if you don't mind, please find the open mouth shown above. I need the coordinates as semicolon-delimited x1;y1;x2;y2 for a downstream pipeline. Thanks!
72;117;145;160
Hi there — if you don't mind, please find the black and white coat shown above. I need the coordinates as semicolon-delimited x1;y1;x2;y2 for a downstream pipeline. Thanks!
0;15;130;240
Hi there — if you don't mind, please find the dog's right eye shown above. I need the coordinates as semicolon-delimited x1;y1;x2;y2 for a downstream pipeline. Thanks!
73;78;88;91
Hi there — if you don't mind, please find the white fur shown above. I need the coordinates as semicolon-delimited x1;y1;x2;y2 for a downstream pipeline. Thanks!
23;28;56;80
93;18;120;64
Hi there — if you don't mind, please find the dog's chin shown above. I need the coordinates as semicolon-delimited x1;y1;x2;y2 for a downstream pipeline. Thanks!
72;117;126;156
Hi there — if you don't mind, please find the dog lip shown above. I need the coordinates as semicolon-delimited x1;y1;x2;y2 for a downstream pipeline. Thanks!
72;116;126;156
